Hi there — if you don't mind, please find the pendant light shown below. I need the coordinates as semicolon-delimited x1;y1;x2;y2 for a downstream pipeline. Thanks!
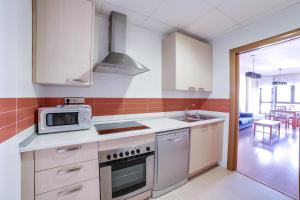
272;68;287;85
245;55;262;79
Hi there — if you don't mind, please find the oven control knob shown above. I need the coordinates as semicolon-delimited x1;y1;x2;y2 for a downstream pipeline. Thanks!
131;150;135;155
125;151;129;156
119;152;124;157
136;149;140;154
113;153;118;159
146;147;151;151
107;154;111;160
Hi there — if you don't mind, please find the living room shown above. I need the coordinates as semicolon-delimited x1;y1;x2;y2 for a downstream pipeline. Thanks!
237;37;300;199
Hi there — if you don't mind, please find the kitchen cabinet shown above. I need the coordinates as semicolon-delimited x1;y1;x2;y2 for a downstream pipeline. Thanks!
21;142;99;200
188;121;224;177
162;32;212;92
32;0;95;86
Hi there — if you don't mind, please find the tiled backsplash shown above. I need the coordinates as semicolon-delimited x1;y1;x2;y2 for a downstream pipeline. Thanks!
0;97;230;143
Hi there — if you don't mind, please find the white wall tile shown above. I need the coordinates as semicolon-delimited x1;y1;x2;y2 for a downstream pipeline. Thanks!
101;2;148;25
151;0;212;28
218;0;287;24
186;10;238;39
142;18;176;34
104;0;164;16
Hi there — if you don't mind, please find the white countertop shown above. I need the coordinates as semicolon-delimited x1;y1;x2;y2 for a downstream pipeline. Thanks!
19;113;225;152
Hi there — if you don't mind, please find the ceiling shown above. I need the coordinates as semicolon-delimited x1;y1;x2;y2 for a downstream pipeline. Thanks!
240;37;300;76
95;0;300;39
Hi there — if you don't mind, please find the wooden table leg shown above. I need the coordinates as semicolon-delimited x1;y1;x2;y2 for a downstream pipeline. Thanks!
254;124;256;137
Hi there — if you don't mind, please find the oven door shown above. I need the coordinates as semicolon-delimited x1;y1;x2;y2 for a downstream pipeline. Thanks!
100;154;154;200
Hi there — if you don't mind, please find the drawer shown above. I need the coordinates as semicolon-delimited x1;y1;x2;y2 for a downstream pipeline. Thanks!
35;143;98;171
35;160;99;195
35;178;100;200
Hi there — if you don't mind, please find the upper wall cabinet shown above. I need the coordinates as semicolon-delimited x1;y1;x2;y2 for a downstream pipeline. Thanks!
162;32;212;92
32;0;95;86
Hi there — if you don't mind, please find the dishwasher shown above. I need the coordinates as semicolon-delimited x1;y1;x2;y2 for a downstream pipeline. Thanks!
152;128;190;198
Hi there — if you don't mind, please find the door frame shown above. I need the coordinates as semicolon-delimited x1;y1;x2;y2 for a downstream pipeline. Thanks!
227;27;300;197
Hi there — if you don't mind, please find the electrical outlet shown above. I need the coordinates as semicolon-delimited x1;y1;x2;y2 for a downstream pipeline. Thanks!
64;97;85;104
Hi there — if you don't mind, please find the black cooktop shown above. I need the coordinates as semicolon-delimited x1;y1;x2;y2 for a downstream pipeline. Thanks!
94;121;150;134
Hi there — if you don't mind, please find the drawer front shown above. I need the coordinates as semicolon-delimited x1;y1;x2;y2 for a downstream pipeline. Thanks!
35;143;98;171
35;160;99;195
35;178;100;200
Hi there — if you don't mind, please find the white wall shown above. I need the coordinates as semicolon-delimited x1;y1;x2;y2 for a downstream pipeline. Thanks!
0;1;42;200
0;0;43;98
42;15;210;99
212;3;300;99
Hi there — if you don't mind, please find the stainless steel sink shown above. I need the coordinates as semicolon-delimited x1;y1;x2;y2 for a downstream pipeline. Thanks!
170;114;217;123
188;114;217;120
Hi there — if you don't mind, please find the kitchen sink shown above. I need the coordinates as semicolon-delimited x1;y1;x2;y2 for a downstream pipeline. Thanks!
170;114;217;123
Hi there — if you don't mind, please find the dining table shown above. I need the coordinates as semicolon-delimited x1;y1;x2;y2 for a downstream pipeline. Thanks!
269;109;300;129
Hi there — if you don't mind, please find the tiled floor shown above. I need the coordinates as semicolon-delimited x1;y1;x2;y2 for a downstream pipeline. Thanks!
153;167;292;200
237;126;299;199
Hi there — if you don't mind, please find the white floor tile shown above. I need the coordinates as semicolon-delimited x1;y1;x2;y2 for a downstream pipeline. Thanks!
152;167;293;200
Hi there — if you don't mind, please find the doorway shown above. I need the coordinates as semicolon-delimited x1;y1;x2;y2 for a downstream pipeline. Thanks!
228;28;300;200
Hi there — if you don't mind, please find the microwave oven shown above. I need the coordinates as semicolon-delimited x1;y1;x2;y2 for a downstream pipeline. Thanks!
38;105;92;134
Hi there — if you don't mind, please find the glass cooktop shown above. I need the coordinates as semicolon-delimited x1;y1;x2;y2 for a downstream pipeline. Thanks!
94;121;150;134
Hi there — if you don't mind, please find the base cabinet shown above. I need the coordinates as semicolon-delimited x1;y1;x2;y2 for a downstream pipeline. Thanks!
35;179;99;200
188;121;224;176
21;142;99;200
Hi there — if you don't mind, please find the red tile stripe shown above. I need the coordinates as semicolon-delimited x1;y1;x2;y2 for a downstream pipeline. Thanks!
0;97;230;143
0;98;44;143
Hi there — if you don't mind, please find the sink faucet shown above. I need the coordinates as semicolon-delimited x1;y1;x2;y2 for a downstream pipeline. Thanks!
185;104;195;118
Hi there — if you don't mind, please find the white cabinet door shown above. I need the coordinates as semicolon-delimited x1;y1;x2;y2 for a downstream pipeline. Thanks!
33;0;94;86
162;32;212;92
208;122;224;163
189;122;224;176
189;125;211;175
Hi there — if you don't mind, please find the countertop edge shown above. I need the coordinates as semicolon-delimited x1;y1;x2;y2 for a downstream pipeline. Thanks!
19;117;225;153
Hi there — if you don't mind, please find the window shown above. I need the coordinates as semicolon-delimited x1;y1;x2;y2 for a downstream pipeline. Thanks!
260;103;272;114
259;86;272;114
276;85;291;102
261;86;272;102
295;83;300;102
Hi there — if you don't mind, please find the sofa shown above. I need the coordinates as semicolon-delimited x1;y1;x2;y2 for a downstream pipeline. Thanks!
239;112;254;130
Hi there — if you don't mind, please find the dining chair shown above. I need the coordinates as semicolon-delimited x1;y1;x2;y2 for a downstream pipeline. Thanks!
265;110;275;120
286;105;295;111
275;106;289;128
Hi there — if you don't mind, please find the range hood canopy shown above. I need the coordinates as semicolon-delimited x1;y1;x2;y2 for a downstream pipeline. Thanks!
93;11;149;76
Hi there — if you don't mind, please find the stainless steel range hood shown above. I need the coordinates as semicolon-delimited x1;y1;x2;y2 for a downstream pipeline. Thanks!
93;11;149;76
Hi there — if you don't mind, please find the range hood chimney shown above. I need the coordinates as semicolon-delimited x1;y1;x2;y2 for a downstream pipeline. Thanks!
93;11;149;76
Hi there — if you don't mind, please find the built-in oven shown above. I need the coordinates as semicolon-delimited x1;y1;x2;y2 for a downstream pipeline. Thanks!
99;142;155;200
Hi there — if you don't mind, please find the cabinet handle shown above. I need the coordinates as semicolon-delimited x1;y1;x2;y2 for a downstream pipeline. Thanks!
167;137;184;142
66;78;87;83
188;87;196;91
198;88;205;91
57;185;83;197
72;78;87;83
56;145;81;153
57;166;82;175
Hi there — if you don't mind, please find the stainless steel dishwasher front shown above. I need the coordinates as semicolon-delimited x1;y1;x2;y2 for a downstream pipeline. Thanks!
152;128;190;198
